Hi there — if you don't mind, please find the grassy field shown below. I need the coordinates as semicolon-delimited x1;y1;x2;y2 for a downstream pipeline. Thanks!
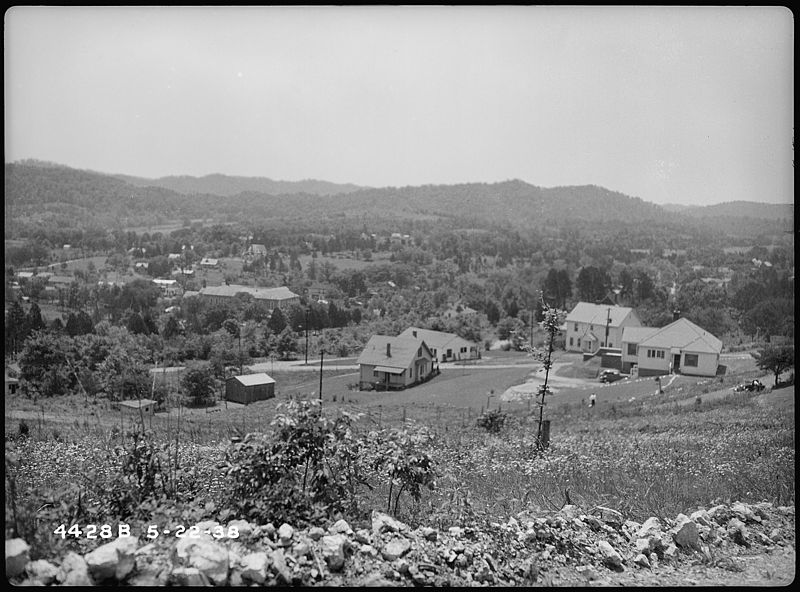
6;348;793;559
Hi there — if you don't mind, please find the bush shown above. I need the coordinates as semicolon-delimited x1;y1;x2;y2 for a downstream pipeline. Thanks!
476;409;507;434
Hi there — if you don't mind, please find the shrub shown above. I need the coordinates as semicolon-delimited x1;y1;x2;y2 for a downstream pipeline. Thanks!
476;409;507;434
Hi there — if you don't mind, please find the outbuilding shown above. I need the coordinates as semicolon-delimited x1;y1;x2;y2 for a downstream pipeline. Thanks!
118;398;157;415
225;373;276;404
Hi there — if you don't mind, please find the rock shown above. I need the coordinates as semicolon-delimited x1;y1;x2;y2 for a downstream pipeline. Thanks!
637;517;662;539
169;566;210;586
597;540;623;569
172;535;229;585
690;509;712;527
635;538;651;554
330;519;353;535
239;551;270;584
5;538;31;578
576;564;600;581
321;534;348;571
731;502;760;523
271;549;293;585
264;523;276;538
84;535;138;582
277;523;294;546
474;559;495;583
419;526;438;541
708;505;732;525
371;510;408;535
25;559;58;585
727;518;749;547
448;526;464;537
308;526;326;541
649;553;659;569
354;528;372;544
769;528;782;542
293;541;311;558
593;506;624;528
57;551;93;586
671;514;700;550
360;572;397;586
226;519;253;537
663;544;679;560
634;553;651;568
558;504;581;520
381;536;412;561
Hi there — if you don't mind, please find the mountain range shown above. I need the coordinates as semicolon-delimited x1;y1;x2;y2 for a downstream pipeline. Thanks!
4;160;793;239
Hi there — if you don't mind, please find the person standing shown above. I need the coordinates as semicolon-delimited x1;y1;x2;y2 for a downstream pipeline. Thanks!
590;392;597;407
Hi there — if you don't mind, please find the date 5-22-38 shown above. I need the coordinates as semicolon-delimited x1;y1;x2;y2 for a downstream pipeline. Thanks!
53;524;239;540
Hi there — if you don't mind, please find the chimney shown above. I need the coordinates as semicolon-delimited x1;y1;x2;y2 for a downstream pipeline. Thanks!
412;330;417;338
386;343;391;357
673;309;680;321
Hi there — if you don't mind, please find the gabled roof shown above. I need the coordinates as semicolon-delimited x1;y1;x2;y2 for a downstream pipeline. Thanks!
398;327;474;350
566;302;637;328
200;285;298;301
638;318;722;354
357;335;430;369
119;399;157;408
621;326;660;343
230;373;275;386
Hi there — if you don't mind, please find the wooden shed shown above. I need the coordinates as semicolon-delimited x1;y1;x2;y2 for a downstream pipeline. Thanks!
118;398;157;415
225;373;276;404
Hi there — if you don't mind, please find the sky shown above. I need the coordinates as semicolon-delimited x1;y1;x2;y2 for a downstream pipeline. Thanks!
4;6;794;206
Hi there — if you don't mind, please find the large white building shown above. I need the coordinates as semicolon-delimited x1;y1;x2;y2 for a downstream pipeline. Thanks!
565;302;642;354
199;284;300;310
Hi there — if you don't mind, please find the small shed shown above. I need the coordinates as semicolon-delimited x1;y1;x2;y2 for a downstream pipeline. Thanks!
118;398;157;415
225;373;276;404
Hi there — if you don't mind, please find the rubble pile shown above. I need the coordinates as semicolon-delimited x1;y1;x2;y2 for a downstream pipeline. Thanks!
6;501;795;586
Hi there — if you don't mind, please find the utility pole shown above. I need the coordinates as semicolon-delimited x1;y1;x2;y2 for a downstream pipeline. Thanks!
303;308;310;365
318;348;324;401
604;307;611;348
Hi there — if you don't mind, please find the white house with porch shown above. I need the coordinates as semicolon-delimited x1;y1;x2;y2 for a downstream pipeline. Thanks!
356;335;435;390
565;302;642;354
622;317;722;377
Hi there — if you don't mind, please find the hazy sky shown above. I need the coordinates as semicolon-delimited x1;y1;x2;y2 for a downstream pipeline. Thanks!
4;6;794;205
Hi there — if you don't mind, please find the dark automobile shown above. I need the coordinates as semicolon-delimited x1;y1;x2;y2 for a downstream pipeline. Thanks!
733;379;765;393
599;369;624;383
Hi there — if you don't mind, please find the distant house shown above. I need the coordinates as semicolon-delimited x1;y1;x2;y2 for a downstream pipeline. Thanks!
199;285;299;310
5;368;20;396
443;303;478;319
118;399;157;415
152;278;182;297
357;335;436;390
307;282;335;302
167;253;182;261
225;373;275;404
398;327;480;363
622;317;722;377
16;271;34;280
565;302;642;354
48;275;74;287
200;257;219;267
243;244;268;259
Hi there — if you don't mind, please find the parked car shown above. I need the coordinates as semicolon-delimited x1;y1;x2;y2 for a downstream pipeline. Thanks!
599;369;625;383
733;379;765;393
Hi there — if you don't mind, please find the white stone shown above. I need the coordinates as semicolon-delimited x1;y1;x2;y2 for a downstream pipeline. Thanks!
308;526;326;541
637;517;662;538
5;538;30;578
671;514;700;550
330;518;353;535
597;540;623;568
381;536;412;561
371;510;408;535
277;523;294;545
57;551;93;586
169;566;210;586
226;519;253;536
239;551;270;584
173;536;229;585
26;559;59;585
84;535;138;582
634;553;651;568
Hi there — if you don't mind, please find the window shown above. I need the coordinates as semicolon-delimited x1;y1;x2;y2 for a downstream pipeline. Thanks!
417;347;422;357
577;339;581;348
570;337;574;346
658;350;665;359
574;323;578;331
590;324;594;331
684;354;698;367
627;343;637;355
460;347;467;353
608;342;613;348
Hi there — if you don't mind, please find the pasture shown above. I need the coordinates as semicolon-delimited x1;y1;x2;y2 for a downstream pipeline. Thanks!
6;346;793;553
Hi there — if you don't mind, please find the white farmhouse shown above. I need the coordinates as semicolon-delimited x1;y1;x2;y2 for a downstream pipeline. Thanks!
565;302;642;354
